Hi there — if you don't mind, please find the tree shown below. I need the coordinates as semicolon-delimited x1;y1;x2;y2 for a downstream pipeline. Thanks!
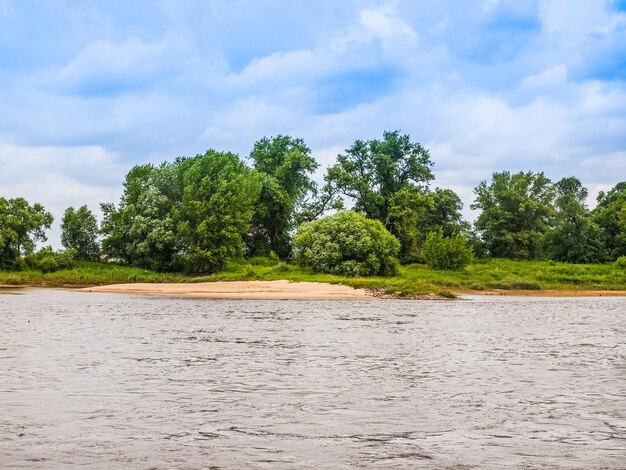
293;211;400;276
545;177;608;263
593;182;626;260
388;186;468;263
472;171;555;260
177;150;262;273
100;162;182;270
421;229;474;270
0;197;53;269
61;205;100;261
246;135;318;259
326;130;434;226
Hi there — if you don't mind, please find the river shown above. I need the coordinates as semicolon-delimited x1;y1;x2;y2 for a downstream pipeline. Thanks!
1;288;624;468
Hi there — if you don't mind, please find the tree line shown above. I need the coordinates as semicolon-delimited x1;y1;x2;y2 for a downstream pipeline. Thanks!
1;130;625;274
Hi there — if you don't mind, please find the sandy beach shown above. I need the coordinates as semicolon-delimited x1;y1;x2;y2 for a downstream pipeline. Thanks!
77;281;626;299
80;280;374;299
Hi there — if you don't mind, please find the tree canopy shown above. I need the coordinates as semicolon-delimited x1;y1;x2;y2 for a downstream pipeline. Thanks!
388;186;468;263
326;130;434;226
246;135;318;259
593;182;626;260
61;205;100;261
472;171;555;260
0;197;53;269
544;177;608;263
101;150;261;273
2;131;624;275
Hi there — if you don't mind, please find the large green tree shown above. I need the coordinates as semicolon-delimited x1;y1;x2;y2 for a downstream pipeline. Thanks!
388;186;468;263
246;135;318;259
472;171;555;260
101;151;260;273
177;151;262;273
101;162;182;270
0;197;53;269
326;130;434;226
545;177;608;263
593;182;626;259
61;205;100;261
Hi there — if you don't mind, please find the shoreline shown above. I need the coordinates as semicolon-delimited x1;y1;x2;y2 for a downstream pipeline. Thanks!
452;288;626;297
3;281;626;299
79;280;375;300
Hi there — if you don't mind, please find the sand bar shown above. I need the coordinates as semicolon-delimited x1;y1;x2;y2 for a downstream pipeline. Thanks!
81;280;374;299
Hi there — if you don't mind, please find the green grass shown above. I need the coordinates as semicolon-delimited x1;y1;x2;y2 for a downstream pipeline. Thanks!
0;261;187;287
2;258;626;297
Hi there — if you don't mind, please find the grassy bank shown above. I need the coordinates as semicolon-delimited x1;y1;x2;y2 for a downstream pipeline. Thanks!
2;258;626;297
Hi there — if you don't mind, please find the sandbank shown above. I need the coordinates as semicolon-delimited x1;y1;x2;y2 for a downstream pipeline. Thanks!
80;280;374;299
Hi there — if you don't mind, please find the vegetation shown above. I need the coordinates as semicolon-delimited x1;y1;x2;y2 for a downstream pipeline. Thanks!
1;130;626;295
593;182;626;259
100;151;261;274
421;230;474;270
389;187;468;263
61;205;100;261
23;247;77;273
0;197;53;269
246;135;319;260
4;258;626;298
325;130;434;226
472;171;555;260
293;211;400;276
545;177;608;263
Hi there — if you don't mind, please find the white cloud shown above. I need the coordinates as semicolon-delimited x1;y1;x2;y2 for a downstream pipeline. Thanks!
0;141;126;247
522;64;567;89
359;6;419;44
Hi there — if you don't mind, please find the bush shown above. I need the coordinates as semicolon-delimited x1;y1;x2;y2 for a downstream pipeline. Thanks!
615;256;626;269
421;230;473;270
23;247;77;273
293;211;400;276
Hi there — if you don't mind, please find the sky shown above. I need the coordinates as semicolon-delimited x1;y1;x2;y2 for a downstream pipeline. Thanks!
1;0;625;247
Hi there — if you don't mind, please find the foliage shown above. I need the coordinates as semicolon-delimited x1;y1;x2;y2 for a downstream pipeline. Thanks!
472;171;555;260
101;162;182;271
615;256;626;269
326;130;434;225
593;182;626;260
61;205;100;261
100;152;261;274
388;186;469;263
421;230;474;270
0;197;53;269
177;151;261;273
23;246;76;273
293;211;400;276
246;135;318;259
545;177;608;263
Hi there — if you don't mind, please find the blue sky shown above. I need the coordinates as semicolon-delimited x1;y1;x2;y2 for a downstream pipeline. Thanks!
1;0;625;246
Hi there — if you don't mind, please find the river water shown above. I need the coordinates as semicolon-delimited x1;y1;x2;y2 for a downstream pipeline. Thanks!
0;288;624;469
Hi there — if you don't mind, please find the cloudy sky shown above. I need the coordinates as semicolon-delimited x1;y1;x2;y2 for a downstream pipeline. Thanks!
1;0;625;246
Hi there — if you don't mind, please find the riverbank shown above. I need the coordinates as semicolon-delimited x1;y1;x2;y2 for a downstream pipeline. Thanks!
81;281;626;299
2;258;626;299
81;280;372;299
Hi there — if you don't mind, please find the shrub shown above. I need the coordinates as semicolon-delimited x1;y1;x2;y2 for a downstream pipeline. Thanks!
293;211;400;276
468;282;485;291
421;230;473;270
23;247;77;273
615;256;626;269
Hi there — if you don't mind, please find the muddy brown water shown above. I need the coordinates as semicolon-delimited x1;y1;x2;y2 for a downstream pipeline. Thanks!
1;288;624;469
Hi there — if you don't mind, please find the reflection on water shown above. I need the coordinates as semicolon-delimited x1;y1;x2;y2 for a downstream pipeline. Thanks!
0;289;624;469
